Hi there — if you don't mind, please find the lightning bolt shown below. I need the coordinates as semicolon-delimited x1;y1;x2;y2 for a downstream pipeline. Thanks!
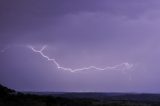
27;45;133;73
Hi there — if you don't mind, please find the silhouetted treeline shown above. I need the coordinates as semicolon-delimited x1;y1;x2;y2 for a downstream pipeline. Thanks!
0;84;160;106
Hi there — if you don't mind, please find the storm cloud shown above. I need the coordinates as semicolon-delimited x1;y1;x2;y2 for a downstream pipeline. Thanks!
1;0;160;93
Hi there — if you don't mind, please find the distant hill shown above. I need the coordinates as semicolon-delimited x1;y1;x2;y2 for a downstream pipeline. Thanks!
25;92;160;101
1;84;160;106
0;84;15;96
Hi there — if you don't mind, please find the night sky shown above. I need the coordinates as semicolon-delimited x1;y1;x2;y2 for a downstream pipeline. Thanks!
1;0;160;93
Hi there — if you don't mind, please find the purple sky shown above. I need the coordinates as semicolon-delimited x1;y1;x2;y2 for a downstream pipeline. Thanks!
1;0;160;93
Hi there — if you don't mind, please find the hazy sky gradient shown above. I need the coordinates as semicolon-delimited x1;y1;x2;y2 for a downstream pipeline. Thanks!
1;0;160;93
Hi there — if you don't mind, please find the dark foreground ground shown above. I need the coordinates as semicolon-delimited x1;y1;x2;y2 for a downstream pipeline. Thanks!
1;84;160;106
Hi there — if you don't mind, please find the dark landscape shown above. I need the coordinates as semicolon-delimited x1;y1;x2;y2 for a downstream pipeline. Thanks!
0;84;160;106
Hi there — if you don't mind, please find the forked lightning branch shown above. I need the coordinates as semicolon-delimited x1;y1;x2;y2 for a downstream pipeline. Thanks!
28;45;133;73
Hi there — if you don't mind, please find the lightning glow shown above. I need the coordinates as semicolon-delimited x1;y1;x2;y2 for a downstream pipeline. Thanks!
28;45;133;73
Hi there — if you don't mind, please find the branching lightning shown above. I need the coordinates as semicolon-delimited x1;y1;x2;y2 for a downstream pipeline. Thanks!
28;45;133;73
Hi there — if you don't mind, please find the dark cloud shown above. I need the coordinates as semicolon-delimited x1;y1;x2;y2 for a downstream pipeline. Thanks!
1;0;160;92
0;0;158;44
